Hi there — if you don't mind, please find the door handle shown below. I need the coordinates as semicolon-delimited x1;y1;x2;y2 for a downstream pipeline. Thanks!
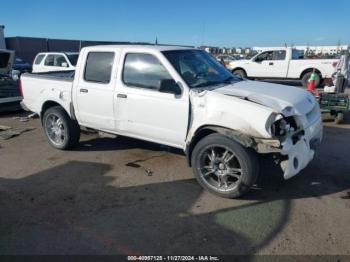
117;94;127;98
80;88;88;93
269;62;274;66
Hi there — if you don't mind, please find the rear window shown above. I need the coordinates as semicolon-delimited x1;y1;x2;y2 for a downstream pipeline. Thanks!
84;52;115;83
34;54;45;65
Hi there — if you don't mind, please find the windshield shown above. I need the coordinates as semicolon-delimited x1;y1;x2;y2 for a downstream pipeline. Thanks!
66;54;79;66
162;50;241;88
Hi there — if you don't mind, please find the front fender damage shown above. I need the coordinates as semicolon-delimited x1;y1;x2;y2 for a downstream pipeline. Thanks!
187;89;322;181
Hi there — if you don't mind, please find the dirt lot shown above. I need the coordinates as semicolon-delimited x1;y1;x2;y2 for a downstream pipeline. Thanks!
0;110;350;256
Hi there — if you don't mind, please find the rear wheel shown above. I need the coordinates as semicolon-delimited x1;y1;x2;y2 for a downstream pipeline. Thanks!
232;69;247;78
42;106;80;150
191;133;259;198
301;71;321;89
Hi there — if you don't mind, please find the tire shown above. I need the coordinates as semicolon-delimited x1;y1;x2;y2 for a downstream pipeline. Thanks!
334;112;344;124
42;106;80;150
233;69;247;78
191;133;259;198
301;71;321;89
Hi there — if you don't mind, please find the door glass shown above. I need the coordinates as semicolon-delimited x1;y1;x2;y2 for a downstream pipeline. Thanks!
255;51;273;62
84;52;115;83
54;55;67;67
34;54;45;65
272;50;286;60
123;53;172;90
44;55;55;66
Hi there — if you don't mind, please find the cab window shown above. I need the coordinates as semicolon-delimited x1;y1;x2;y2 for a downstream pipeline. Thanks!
254;51;273;62
44;55;68;67
272;50;286;60
84;52;115;83
122;53;172;90
34;54;45;65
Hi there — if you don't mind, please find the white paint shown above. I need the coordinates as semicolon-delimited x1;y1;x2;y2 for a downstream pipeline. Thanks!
22;45;323;180
228;47;338;79
32;52;78;73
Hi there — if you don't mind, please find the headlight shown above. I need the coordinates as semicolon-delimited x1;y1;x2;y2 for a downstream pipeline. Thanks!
270;116;297;138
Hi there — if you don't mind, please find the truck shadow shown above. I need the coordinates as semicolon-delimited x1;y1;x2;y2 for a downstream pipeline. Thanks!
0;160;288;255
76;135;185;156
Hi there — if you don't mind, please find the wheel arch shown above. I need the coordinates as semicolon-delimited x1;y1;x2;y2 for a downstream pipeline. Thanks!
232;67;247;75
41;101;75;120
185;125;255;166
300;68;322;79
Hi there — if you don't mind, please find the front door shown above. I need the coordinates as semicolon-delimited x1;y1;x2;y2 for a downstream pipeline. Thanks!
114;51;189;148
250;50;288;78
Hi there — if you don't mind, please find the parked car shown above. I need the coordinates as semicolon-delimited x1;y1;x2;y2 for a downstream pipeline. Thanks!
0;49;21;111
216;55;237;68
32;52;79;73
13;57;32;73
227;47;339;88
21;45;323;198
216;55;236;62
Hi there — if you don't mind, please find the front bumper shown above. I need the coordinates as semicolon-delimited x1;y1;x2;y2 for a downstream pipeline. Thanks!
280;115;323;179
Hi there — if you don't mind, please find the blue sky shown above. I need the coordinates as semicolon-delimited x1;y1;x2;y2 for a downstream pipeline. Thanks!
2;0;350;47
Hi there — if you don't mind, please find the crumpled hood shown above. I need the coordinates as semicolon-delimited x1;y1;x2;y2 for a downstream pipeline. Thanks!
212;80;316;116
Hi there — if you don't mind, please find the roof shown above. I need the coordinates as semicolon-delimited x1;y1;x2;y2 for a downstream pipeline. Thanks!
82;44;196;52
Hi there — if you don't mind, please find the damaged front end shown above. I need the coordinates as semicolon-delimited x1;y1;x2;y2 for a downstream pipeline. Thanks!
187;83;323;180
255;106;323;179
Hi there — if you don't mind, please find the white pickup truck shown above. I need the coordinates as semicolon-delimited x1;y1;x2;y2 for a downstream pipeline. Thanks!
228;47;338;88
21;45;323;198
32;52;79;73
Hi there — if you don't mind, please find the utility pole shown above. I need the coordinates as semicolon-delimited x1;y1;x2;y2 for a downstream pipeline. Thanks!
0;25;6;49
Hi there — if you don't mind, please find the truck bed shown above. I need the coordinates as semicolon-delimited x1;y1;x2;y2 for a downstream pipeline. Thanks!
21;71;74;115
22;70;75;82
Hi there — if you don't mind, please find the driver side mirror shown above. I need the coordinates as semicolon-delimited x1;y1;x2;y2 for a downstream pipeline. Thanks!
157;79;182;96
61;62;68;67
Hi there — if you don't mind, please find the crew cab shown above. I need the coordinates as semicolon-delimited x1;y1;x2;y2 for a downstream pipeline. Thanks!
228;47;338;88
21;45;323;198
32;52;79;73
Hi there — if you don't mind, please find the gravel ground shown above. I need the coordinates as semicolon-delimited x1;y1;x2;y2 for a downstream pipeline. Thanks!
0;109;350;256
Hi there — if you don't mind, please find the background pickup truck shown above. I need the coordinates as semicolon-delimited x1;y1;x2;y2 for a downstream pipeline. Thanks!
228;47;338;88
21;45;323;198
32;52;79;73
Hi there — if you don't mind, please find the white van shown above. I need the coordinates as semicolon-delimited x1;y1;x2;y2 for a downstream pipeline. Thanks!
32;52;79;73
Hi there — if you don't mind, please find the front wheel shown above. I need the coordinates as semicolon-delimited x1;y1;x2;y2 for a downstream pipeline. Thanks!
42;106;80;150
191;134;259;198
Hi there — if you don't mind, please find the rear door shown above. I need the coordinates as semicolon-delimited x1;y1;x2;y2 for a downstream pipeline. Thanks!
74;49;118;131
